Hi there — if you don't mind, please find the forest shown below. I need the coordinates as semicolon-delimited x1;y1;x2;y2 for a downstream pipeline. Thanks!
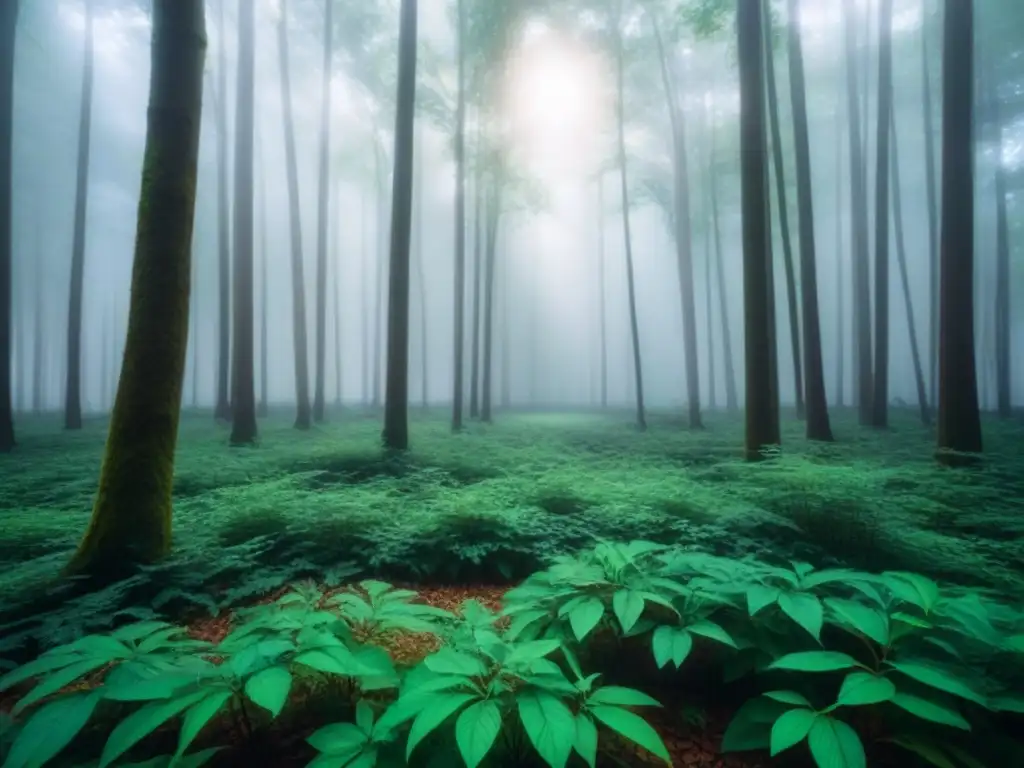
0;0;1022;766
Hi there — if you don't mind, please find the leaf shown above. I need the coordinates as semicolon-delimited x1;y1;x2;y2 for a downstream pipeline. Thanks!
770;708;817;756
244;666;292;718
574;713;598;768
889;693;971;730
293;648;366;677
807;716;866;768
989;693;1024;713
769;651;861;673
13;656;112;715
569;598;605;641
455;700;502;768
612;590;645;633
778;592;824;641
835;672;896;707
406;693;476;760
824;598;890;646
588;686;661;708
423;648;487;677
686;619;737;648
111;621;175;644
355;700;374;735
4;692;101;768
886;661;987;706
884;572;940;613
504;639;561;667
173;690;233;763
763;690;813;708
746;586;780;616
100;690;209;767
889;737;958;768
722;697;790;752
307;721;367;760
518;691;576;768
590;705;671;763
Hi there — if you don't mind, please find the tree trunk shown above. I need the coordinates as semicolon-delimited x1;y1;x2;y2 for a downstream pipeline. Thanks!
361;191;370;404
32;234;44;414
277;0;312;430
597;175;608;409
190;261;198;408
257;114;269;417
229;0;257;446
480;182;501;423
762;8;804;420
989;57;1011;418
0;0;14;449
834;98;845;408
381;0;417;451
451;0;466;431
332;176;342;407
414;126;428;408
213;0;231;422
842;0;873;425
937;0;982;461
703;202;715;411
373;143;386;408
614;21;646;432
738;0;779;459
66;0;206;576
312;0;333;423
64;0;95;431
12;255;21;413
921;17;940;412
469;164;483;419
500;245;510;408
708;105;739;413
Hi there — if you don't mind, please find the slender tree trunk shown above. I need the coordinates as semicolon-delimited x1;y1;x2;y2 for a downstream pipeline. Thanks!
332;176;342;406
257;113;269;417
708;115;738;412
312;0;333;422
64;0;95;431
32;236;44;414
66;0;206;575
12;257;21;413
373;143;386;408
500;248;510;408
0;0;14;449
480;182;501;423
597;176;608;408
414;126;428;407
989;58;1011;418
835;98;845;408
361;190;370;404
213;0;231;421
451;0;466;431
278;0;312;429
937;0;981;461
762;8;804;419
738;0;779;459
229;0;257;446
469;165;482;419
381;0;417;451
614;21;646;431
921;17;940;412
703;203;715;411
190;265;198;408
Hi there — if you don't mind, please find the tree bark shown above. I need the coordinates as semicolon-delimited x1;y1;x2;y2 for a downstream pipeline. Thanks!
312;0;333;423
469;161;483;419
413;126;428;407
66;0;206;576
213;0;232;422
332;176;343;406
597;175;608;409
937;0;982;461
361;191;371;403
257;113;269;417
480;181;502;423
451;0;466;431
707;115;738;413
0;0;14;449
834;97;845;408
921;17;940;412
372;142;386;408
989;56;1011;418
32;230;44;414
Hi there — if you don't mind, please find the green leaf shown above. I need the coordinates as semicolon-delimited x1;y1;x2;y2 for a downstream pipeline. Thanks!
454;700;502;768
406;693;476;760
423;648;487;677
100;690;209;767
891;612;932;629
651;626;693;669
686;619;737;648
835;672;896;707
293;648;366;677
989;693;1024;713
884;572;940;613
778;592;824;641
518;691;576;768
111;621;175;644
588;686;661;708
569;598;605;641
4;692;101;768
355;700;374;735
886;661;986;706
769;651;861;673
763;690;813;708
722;696;790;752
612;590;645;633
824;598;890;646
244;666;292;718
889;693;971;730
747;586;780;616
505;639;561;667
807;716;866;768
574;713;598;768
173;690;233;763
307;721;367;759
590;705;671;763
13;656;112;715
770;708;817;756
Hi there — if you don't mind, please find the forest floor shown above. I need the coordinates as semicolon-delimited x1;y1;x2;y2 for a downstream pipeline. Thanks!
0;405;1022;766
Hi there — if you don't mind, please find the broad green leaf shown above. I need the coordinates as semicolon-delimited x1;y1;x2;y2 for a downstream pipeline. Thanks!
455;700;502;768
4;692;101;768
722;696;790;752
505;639;561;667
889;693;971;730
835;672;896;707
884;572;940;613
13;656;112;714
612;590;645;633
0;653;90;693
101;671;198;702
747;586;780;616
111;621;175;644
590;705;671;763
173;690;233;763
307;721;367;756
569;598;605;641
651;626;692;669
588;686;661;708
769;651;861;673
807;716;865;768
686;619;737;648
293;648;366;677
406;693;476;760
99;690;209;767
244;666;292;718
763;690;813;708
65;635;133;661
423;648;487;677
989;694;1024;713
769;708;817;756
891;612;932;629
886;661;986;706
778;592;824;641
355;700;374;735
824;598;889;646
518;691;576;768
574;713;598;768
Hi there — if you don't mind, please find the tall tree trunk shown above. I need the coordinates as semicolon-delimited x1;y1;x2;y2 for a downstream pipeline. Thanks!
469;166;482;419
229;0;257;446
762;8;804;419
191;262;198;408
312;0;333;422
361;190;370;404
12;257;21;413
373;143;386;408
835;98;845;408
0;0;14;449
708;111;738;412
890;108;930;426
480;182;501;423
500;246;510;408
597;175;608;409
870;0;893;428
64;0;95;431
213;0;231;422
66;0;206;575
703;203;715;411
738;0;779;459
332;176;342;406
842;0;873;425
451;0;466;431
414;126;428;407
613;19;646;432
937;0;981;461
989;57;1011;418
277;0;312;429
257;112;269;417
921;17;940;412
32;235;44;413
651;12;701;428
381;0;417;451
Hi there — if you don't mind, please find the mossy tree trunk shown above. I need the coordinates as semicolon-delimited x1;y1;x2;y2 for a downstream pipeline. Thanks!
66;0;207;576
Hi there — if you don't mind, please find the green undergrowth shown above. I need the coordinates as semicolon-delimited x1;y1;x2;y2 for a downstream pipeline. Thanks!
0;407;1022;656
1;540;1022;768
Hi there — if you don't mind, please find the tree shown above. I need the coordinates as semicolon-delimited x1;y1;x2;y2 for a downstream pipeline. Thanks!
213;0;232;422
921;11;939;411
257;116;269;418
834;96;845;408
738;0;779;459
277;0;312;430
786;0;832;441
936;0;982;461
988;55;1011;419
0;0;16;451
381;0;418;451
64;0;96;431
451;0;467;431
312;0;334;423
66;0;207;575
229;0;257;446
597;174;608;408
